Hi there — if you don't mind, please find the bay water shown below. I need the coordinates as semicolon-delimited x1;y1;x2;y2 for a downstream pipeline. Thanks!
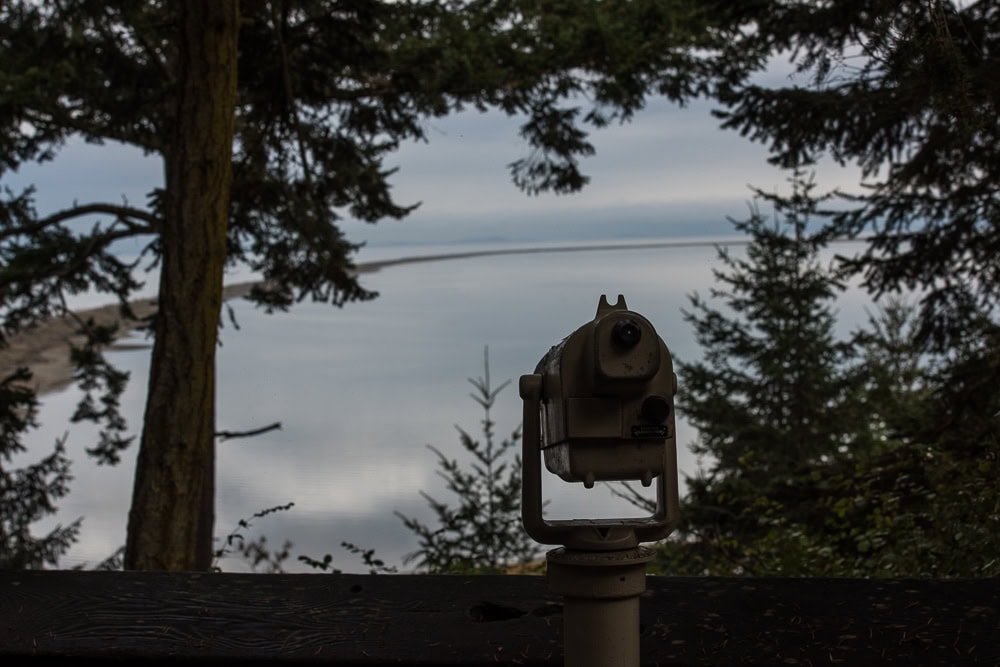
24;235;873;573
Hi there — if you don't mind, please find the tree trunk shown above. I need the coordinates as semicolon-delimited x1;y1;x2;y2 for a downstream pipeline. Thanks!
124;1;239;571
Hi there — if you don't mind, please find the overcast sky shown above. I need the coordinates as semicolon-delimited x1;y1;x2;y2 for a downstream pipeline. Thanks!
355;94;867;245
10;77;866;252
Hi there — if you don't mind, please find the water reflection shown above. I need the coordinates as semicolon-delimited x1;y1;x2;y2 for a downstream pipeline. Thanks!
26;237;870;572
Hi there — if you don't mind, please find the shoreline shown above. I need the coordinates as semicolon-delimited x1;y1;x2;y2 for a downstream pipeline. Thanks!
0;239;748;396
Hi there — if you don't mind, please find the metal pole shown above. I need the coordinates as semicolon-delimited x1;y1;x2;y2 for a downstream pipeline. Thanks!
546;546;654;667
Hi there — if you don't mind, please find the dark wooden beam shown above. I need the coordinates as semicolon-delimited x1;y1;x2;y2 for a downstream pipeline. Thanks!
1;572;996;665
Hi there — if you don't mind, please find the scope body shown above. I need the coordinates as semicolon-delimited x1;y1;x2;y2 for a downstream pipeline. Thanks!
533;295;677;489
520;294;679;549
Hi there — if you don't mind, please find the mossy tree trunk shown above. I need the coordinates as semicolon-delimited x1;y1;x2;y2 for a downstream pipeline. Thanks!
124;0;239;571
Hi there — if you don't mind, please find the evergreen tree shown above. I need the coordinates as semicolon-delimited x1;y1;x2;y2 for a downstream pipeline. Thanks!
397;349;541;574
0;368;79;568
758;300;999;577
709;1;1000;575
658;170;871;575
854;303;1000;576
717;0;1000;350
657;223;998;577
122;0;240;571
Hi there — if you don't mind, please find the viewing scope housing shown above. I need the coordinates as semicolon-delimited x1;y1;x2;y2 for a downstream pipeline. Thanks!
520;294;679;549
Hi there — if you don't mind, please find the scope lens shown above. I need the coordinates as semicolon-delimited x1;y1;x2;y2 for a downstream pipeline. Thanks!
611;319;642;349
640;395;670;423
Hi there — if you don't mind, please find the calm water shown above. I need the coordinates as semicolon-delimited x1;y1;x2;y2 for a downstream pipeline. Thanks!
25;236;872;572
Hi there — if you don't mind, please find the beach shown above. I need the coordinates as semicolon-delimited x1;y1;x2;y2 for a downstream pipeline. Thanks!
0;282;255;397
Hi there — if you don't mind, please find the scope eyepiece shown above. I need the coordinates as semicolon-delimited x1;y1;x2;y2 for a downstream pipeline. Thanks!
611;318;642;349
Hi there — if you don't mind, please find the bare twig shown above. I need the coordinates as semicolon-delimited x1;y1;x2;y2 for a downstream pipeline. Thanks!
216;421;282;441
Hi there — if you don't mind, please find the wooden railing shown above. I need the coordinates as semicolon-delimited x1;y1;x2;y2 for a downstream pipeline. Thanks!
1;571;996;665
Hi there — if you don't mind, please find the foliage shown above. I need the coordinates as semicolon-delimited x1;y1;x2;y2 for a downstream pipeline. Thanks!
5;0;994;574
860;310;1000;577
299;541;399;576
0;0;769;569
717;0;1000;351
91;546;126;572
682;170;866;479
0;368;80;568
68;320;133;464
209;501;397;575
665;333;999;579
652;170;877;575
658;0;1000;578
397;348;541;574
652;175;999;577
213;502;296;574
0;0;763;359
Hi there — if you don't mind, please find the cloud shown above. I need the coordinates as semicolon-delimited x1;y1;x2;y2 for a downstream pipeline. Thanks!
347;96;864;245
8;84;865;249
